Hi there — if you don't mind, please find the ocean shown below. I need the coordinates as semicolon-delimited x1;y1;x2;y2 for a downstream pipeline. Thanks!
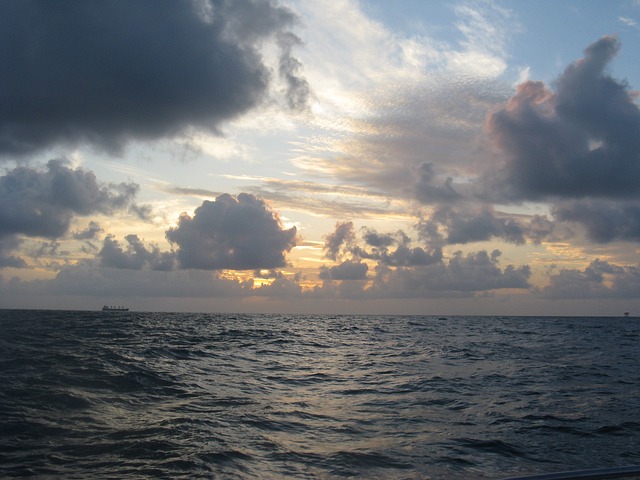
1;310;639;479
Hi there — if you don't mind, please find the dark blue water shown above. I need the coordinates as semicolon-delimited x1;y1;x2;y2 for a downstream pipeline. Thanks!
1;310;639;479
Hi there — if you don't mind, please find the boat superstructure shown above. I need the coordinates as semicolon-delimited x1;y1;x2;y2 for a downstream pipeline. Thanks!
101;305;129;312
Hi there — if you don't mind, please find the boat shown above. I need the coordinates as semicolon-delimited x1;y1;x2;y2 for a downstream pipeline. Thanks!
101;305;129;312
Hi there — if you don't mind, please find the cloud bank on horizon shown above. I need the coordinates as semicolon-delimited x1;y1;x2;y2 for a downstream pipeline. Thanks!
1;0;640;314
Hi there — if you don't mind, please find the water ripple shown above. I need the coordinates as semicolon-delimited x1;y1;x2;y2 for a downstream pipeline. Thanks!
1;311;640;478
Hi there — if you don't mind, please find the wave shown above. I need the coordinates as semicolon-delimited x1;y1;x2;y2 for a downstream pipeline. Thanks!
1;310;640;478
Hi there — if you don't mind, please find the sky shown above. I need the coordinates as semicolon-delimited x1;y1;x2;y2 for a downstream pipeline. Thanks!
1;0;640;316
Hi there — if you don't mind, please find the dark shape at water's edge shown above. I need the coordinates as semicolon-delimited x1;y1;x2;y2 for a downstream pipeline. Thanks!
101;305;129;312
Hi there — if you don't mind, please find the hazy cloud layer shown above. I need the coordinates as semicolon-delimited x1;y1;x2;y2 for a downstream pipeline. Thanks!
0;160;139;239
166;193;298;270
48;266;254;298
369;249;531;299
319;260;368;281
0;0;303;157
485;35;640;202
540;259;640;299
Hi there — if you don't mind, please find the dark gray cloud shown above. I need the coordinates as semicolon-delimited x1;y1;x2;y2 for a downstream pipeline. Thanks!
417;206;535;247
0;0;303;157
414;162;462;204
553;200;640;243
319;260;368;281
355;227;442;267
527;215;556;244
0;160;139;239
362;229;398;248
431;206;526;246
166;193;297;270
485;36;640;201
73;221;103;240
378;245;443;267
99;234;176;271
539;259;640;299
323;221;355;261
0;235;27;268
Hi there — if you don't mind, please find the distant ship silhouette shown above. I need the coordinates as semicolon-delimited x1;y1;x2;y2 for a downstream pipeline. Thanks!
101;305;129;312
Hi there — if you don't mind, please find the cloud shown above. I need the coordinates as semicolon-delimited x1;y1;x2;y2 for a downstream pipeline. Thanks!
246;179;405;219
362;229;399;248
553;200;640;243
355;227;442;267
323;221;355;261
619;16;638;28
0;235;27;268
73;221;103;240
484;35;640;202
160;185;223;199
527;215;556;244
414;163;462;204
319;260;368;281
36;266;255;298
30;240;62;259
369;249;531;298
322;224;442;270
425;206;526;246
288;0;512;205
253;273;303;297
99;234;176;271
166;193;298;270
253;269;285;279
539;259;640;299
277;31;311;111
0;160;139;239
447;1;514;77
377;245;443;267
415;206;560;248
296;76;508;203
0;0;303;157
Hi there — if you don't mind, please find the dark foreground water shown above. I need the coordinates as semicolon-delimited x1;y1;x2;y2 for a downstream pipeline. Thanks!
1;310;640;479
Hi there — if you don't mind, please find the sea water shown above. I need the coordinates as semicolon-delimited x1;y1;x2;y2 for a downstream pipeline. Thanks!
1;310;639;479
